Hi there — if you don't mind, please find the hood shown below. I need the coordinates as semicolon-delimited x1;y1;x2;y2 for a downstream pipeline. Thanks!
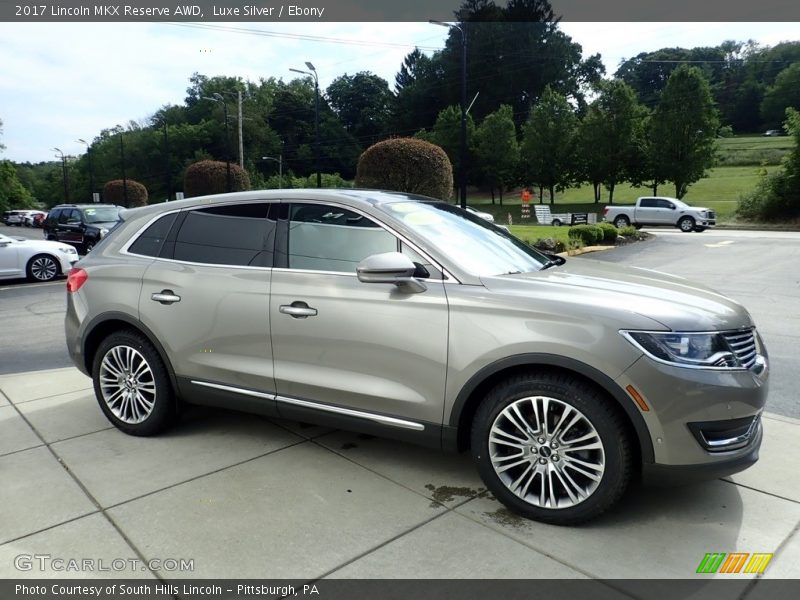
480;258;752;332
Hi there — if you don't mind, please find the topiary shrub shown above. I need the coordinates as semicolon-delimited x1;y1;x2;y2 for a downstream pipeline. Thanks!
183;160;251;198
597;222;618;244
618;225;638;238
568;224;603;245
103;179;148;207
355;137;453;200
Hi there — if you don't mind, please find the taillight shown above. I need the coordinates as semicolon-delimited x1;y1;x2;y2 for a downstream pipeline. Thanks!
602;207;609;215
67;268;88;292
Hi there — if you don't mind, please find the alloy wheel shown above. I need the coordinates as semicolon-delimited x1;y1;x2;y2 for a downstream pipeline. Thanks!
99;345;157;424
30;256;58;281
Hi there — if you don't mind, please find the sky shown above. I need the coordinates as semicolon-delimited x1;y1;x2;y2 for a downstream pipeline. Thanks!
0;21;798;164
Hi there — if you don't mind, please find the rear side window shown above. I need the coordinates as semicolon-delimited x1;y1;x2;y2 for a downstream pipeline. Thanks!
128;213;178;258
172;203;275;267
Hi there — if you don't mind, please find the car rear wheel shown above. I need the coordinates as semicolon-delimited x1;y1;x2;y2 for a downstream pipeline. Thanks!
552;219;562;227
471;372;632;525
92;330;175;436
26;254;59;282
613;215;629;229
678;216;695;232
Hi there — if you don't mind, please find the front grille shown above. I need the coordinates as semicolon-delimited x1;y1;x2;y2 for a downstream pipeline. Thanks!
722;329;757;369
707;210;716;219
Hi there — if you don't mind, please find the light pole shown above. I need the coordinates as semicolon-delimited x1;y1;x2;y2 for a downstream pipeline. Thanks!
119;133;128;208
430;20;467;209
261;152;283;189
51;147;69;203
203;92;232;192
290;62;321;188
76;139;94;201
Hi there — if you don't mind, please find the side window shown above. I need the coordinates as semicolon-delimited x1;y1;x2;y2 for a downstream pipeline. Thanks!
173;203;275;267
67;209;82;224
128;213;179;258
639;198;656;208
660;200;676;209
56;209;70;224
400;241;442;280
288;203;397;273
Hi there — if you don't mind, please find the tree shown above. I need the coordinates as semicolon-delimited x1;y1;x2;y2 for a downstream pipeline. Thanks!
520;86;578;204
475;105;519;204
421;105;476;196
650;66;719;199
0;161;34;212
760;63;800;127
326;72;393;147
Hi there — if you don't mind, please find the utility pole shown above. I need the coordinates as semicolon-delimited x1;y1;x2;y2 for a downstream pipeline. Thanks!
51;148;69;203
120;134;128;208
76;139;94;200
238;90;244;169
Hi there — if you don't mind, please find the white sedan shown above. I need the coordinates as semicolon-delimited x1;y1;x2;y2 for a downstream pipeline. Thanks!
0;233;79;282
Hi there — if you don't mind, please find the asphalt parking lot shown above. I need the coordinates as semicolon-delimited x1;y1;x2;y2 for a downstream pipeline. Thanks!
1;227;799;590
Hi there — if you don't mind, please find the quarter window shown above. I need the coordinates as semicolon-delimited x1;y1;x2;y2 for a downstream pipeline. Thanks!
128;213;178;258
287;204;397;273
172;203;275;267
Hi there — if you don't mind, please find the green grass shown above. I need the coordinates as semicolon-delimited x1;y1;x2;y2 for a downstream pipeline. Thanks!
508;224;572;244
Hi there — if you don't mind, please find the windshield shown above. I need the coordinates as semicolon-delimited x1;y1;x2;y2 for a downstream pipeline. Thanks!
82;206;120;223
381;201;548;276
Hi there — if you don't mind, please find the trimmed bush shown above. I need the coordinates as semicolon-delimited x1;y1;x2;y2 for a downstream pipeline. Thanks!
618;225;638;238
184;160;251;198
597;222;618;244
568;224;603;245
103;179;148;207
355;137;453;200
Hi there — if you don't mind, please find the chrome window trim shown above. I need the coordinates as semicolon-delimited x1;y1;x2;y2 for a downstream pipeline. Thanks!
119;199;459;282
189;380;425;431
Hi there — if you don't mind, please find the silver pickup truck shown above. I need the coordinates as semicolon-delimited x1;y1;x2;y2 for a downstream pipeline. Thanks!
603;197;716;232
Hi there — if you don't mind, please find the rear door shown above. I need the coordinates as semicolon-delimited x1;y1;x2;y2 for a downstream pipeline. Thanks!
136;202;278;414
269;201;449;431
634;198;660;224
59;209;84;245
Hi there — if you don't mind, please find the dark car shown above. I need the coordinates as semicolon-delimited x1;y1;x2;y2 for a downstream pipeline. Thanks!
43;204;122;254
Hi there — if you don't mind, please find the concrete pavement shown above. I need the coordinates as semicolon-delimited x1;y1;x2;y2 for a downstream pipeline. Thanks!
1;367;799;587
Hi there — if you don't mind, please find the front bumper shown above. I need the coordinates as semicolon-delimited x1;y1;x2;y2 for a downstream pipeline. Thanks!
615;353;768;480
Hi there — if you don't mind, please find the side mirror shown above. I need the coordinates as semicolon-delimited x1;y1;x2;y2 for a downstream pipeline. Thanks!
356;252;427;294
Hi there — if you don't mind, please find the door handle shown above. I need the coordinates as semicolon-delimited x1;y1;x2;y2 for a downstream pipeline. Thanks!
151;290;181;305
279;302;318;318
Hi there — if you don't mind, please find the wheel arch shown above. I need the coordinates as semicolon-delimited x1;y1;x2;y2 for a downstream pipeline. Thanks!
81;312;180;396
446;353;654;464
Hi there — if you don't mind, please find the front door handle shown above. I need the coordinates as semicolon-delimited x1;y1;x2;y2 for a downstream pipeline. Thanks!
151;290;181;305
279;302;318;318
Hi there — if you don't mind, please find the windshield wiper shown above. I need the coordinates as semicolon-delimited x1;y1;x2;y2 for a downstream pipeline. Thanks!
539;254;566;271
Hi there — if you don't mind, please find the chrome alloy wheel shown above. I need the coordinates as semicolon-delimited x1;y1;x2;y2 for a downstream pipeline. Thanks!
488;396;605;509
99;345;157;424
30;256;58;281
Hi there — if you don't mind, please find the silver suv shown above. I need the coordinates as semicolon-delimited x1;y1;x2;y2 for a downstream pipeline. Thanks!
65;190;768;525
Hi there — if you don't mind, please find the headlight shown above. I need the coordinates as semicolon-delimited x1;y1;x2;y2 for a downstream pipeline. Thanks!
100;228;109;238
58;247;77;254
621;330;742;369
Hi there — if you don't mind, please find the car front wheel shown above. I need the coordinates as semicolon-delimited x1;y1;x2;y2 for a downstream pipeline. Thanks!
678;216;695;232
26;254;59;282
471;372;632;525
92;330;176;436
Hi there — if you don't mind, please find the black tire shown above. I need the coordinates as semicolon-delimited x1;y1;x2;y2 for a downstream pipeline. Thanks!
552;219;562;227
26;254;60;282
678;216;695;232
84;240;96;254
471;371;632;525
92;330;176;436
613;215;629;229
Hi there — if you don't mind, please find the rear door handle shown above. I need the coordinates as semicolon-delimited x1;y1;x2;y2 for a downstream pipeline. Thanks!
151;290;181;305
279;302;317;318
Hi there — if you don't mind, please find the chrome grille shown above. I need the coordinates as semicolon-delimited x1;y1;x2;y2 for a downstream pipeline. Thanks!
723;329;757;369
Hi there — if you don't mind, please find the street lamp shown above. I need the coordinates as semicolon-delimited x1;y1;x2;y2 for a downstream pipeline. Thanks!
203;92;232;192
261;152;283;189
430;19;468;209
51;147;69;203
76;139;95;201
290;62;321;188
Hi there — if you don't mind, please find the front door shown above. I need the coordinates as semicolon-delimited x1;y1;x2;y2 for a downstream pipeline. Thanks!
269;201;449;429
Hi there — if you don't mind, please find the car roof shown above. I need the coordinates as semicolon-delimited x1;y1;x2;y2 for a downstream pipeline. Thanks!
119;188;442;220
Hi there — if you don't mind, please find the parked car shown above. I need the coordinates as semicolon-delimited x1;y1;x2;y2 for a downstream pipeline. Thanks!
466;206;495;223
603;197;716;232
0;233;78;281
23;210;48;227
3;210;29;226
43;204;122;254
65;190;767;525
763;129;783;137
